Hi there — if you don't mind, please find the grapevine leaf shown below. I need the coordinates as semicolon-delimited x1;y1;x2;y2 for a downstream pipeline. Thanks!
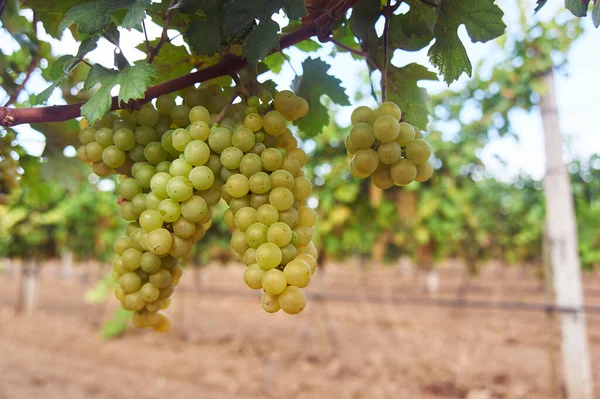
122;0;151;30
81;79;118;123
137;41;193;83
117;62;156;103
35;81;61;104
81;62;155;122
388;5;435;52
406;0;436;31
295;39;321;52
349;0;381;52
428;0;506;84
264;52;285;74
49;55;76;80
565;0;589;17
243;19;281;66
21;0;81;12
83;64;118;90
223;0;306;40
387;63;438;129
294;58;350;136
59;0;136;34
186;1;224;56
534;0;548;13
593;1;600;27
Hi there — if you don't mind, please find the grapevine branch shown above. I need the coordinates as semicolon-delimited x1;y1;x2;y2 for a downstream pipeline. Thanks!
381;0;392;102
0;0;360;128
147;0;177;64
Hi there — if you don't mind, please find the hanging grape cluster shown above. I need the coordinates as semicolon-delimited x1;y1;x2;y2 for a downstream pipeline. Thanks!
345;101;434;189
76;84;318;332
0;131;19;205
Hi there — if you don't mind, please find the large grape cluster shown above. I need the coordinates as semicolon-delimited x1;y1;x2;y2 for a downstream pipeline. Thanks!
0;132;19;204
345;101;434;189
221;90;318;315
76;84;318;331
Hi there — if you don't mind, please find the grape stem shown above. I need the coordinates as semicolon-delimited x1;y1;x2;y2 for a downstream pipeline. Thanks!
324;37;377;68
0;0;361;127
215;90;240;124
381;0;392;103
147;0;178;64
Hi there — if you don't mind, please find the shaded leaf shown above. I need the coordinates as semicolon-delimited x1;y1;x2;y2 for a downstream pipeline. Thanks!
117;61;156;103
122;0;151;30
143;42;193;82
264;52;285;73
295;39;321;52
295;58;350;136
59;0;135;34
428;0;505;84
565;0;589;17
387;63;438;129
243;19;280;66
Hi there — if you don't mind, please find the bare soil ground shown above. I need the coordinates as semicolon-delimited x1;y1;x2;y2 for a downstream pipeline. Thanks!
0;260;599;399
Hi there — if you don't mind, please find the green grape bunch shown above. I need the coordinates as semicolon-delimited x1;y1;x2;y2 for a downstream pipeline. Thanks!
76;84;317;331
345;101;434;189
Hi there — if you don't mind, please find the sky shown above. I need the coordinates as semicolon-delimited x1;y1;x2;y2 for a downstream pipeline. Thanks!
1;0;599;182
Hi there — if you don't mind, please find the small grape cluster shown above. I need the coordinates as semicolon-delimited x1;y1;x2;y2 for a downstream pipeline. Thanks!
0;132;19;204
345;101;433;189
76;84;318;331
221;90;318;315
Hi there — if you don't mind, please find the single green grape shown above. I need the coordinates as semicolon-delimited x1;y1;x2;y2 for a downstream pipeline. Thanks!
158;198;181;222
95;127;114;147
278;207;299;229
349;123;376;149
390;158;417;186
232;127;256;152
144;142;168;165
244;264;264;290
189;121;210;141
244;222;269;249
135;126;158;146
139;209;163;232
283;259;311;288
208;127;233;154
166;175;193;202
113;128;136;151
119;178;142;200
269;187;294;211
278;286;307;314
239;153;263;178
234;207;257;232
102;145;126;169
140;251;162;274
262;111;287;136
184;140;211;166
180;195;209;222
188;165;214;191
377;141;403;165
220;147;244;170
147;228;173;255
396;122;415;146
170;104;191;127
169;158;193;177
297;206;317;227
270;170;295;190
371;163;395;189
226;174;250;198
261;269;287;295
352;149;379;176
256;242;283;270
405;139;432;164
351;105;376;125
138;105;161;127
172;128;192;152
291;176;312;201
375;101;402;121
415;161;433;182
173;216;196;239
261;292;281;313
156;94;176;115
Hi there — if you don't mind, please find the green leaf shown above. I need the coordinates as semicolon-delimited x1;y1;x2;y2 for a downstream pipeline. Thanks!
243;19;281;66
83;64;118;90
117;62;156;103
349;0;381;52
122;0;151;30
428;0;506;84
22;0;81;12
294;39;321;52
59;0;135;34
49;55;76;80
80;62;155;122
186;1;224;56
388;5;435;52
407;0;436;31
387;63;438;129
144;42;193;83
295;58;350;137
565;0;589;17
264;52;285;74
100;308;131;339
35;81;61;104
81;80;117;123
593;1;600;27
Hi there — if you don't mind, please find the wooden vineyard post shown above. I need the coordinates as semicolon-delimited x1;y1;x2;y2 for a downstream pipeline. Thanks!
539;69;594;399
